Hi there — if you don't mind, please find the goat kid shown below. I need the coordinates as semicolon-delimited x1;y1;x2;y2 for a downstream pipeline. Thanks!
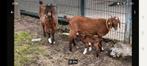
76;32;103;57
39;0;57;44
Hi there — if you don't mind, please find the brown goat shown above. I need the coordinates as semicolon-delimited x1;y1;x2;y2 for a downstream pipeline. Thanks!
66;16;120;52
76;32;103;57
39;0;57;44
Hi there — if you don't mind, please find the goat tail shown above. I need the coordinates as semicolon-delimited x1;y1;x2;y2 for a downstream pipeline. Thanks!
39;0;43;5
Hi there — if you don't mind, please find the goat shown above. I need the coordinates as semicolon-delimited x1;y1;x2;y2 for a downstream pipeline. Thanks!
65;16;120;52
39;0;57;44
76;32;103;57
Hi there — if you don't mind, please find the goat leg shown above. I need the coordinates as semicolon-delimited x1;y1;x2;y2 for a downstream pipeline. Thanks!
94;43;100;57
73;38;76;46
96;47;100;57
43;31;46;37
69;43;72;52
69;38;74;52
41;24;46;37
97;36;104;52
83;43;89;54
48;33;52;44
88;42;92;51
96;50;99;57
99;42;103;52
51;33;55;44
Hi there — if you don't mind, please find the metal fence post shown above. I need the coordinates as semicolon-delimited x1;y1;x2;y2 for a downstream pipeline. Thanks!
124;0;132;44
80;0;85;16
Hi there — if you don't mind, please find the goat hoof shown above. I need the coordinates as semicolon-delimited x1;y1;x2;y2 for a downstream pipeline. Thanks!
50;41;55;45
100;50;103;52
48;38;52;44
53;41;55;44
83;48;87;54
100;47;104;52
89;47;92;51
96;54;99;57
69;49;72;52
102;47;104;50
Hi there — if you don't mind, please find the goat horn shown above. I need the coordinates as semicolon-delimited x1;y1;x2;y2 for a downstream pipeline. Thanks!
106;19;110;30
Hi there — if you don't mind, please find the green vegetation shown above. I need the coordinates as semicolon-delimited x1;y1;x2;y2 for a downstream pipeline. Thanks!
14;31;48;66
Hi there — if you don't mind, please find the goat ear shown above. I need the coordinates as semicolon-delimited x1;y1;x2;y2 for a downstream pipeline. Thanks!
115;17;120;28
118;21;121;28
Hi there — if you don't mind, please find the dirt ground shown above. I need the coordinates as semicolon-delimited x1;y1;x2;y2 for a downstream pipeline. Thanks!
14;15;132;66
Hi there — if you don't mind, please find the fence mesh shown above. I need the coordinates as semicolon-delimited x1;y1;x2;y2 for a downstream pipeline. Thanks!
17;0;132;43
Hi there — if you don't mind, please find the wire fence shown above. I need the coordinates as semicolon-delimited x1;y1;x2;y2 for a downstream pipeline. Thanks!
16;0;132;43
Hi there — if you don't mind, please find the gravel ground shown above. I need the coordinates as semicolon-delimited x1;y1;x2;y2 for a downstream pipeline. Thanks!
14;15;132;66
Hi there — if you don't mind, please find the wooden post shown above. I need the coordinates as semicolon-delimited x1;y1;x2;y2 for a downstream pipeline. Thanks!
14;0;20;19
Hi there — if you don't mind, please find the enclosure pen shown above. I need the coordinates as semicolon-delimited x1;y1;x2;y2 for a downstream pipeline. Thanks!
14;0;132;66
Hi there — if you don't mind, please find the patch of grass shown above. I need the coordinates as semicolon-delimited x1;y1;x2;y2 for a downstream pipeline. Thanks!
14;31;49;66
15;31;32;45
